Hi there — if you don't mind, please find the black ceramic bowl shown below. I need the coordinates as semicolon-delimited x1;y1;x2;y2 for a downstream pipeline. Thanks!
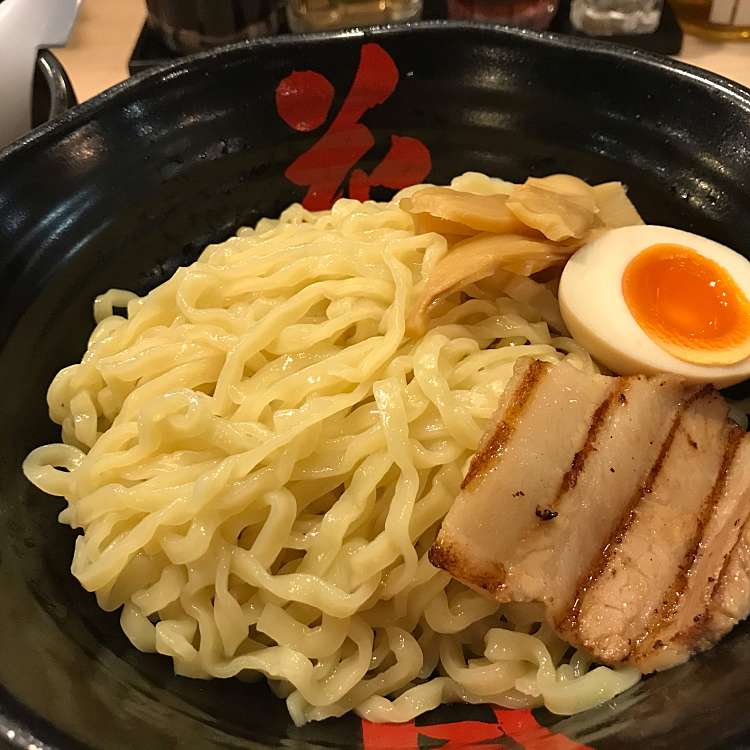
1;23;750;750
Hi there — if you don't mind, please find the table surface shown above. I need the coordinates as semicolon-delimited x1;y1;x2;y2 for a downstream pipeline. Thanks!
57;0;749;103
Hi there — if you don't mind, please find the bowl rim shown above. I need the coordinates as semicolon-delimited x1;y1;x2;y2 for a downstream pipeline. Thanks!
2;20;750;166
2;20;750;750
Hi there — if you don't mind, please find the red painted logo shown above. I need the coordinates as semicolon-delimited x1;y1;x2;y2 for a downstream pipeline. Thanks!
276;43;432;211
361;707;590;749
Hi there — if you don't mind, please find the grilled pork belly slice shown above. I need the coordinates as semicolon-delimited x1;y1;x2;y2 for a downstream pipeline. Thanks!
695;507;750;657
429;358;614;594
571;389;732;663
429;358;750;673
632;432;750;672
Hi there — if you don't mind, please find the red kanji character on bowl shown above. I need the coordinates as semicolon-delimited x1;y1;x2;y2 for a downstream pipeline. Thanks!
276;43;432;211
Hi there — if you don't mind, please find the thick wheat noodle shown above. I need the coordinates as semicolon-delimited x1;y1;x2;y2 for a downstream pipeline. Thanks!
23;172;639;726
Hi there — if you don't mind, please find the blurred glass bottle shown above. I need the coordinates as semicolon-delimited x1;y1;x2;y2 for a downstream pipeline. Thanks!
669;0;750;38
286;0;422;32
146;0;279;53
570;0;663;33
445;0;559;29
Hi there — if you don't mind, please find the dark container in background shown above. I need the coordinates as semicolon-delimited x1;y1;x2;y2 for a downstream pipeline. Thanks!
146;0;279;52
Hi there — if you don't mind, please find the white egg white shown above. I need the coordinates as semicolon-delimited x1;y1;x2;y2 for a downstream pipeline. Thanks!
558;225;750;387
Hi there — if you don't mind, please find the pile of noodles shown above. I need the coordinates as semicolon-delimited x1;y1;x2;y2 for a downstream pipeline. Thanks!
24;172;639;725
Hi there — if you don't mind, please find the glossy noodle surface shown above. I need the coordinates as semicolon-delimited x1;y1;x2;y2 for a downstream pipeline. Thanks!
23;174;639;725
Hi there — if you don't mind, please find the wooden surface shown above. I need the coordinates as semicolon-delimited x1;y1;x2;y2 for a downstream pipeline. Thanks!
55;0;749;104
56;0;147;103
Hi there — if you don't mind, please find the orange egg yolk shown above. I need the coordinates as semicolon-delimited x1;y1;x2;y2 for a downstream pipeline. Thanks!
621;243;750;365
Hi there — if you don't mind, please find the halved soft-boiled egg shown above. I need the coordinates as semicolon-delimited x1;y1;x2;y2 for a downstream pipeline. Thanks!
559;225;750;387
